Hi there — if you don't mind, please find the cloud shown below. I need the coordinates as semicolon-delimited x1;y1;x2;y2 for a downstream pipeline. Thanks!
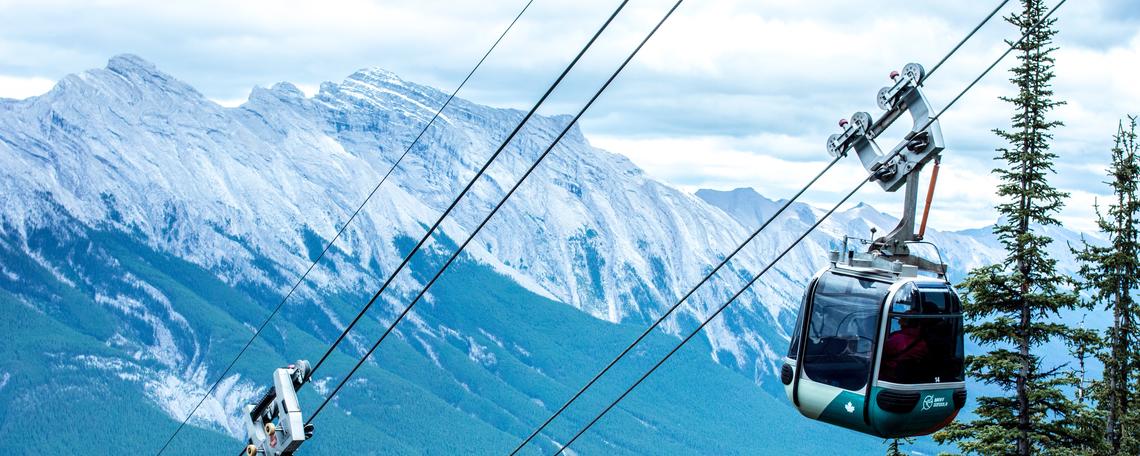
0;0;1134;234
0;75;55;99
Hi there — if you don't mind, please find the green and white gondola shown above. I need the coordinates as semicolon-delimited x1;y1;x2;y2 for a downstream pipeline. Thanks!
781;252;966;438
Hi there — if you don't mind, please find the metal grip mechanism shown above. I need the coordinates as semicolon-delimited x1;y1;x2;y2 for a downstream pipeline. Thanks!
244;360;314;456
827;63;944;192
825;63;947;276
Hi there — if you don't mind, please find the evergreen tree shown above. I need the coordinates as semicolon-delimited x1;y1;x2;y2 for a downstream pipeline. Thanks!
932;1;1084;454
885;437;914;456
1073;117;1140;454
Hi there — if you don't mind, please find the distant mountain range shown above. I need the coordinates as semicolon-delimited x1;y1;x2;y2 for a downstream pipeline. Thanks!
0;55;1094;454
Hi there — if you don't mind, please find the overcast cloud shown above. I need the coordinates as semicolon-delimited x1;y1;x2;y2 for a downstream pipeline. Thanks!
1;0;1137;233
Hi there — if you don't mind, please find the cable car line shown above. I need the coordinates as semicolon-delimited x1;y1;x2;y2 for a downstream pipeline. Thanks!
239;0;642;453
154;2;535;454
307;0;632;379
551;1;1065;451
921;0;1010;85
559;168;872;455
508;156;843;455
509;1;1011;452
303;0;685;427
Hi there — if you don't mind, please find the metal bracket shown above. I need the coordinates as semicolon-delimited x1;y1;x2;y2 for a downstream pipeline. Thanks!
826;63;947;272
827;63;944;192
244;360;314;456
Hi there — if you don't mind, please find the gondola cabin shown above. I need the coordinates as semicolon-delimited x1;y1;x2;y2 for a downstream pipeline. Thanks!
781;250;966;438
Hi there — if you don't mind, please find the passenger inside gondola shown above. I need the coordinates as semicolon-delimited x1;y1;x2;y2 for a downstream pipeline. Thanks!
878;283;965;384
880;316;930;383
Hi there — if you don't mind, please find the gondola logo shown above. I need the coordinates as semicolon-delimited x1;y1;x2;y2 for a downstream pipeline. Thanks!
844;401;855;413
922;395;948;411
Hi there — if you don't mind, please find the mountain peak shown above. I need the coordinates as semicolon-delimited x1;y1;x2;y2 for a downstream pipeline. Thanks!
318;66;454;116
93;54;201;99
694;187;773;205
346;67;406;87
725;187;762;197
695;187;785;228
106;54;160;76
269;82;305;98
696;187;751;196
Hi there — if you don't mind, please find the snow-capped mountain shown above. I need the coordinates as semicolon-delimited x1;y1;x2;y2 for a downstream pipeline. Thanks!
0;55;1092;453
0;54;799;383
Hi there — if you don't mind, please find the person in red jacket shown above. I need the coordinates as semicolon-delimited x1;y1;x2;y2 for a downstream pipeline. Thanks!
880;316;930;383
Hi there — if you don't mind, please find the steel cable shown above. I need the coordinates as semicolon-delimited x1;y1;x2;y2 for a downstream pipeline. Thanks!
307;0;631;379
155;2;535;453
509;1;1016;452
305;0;685;426
552;2;1066;452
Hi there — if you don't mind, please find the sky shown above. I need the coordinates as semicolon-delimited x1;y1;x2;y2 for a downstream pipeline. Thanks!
1;0;1137;233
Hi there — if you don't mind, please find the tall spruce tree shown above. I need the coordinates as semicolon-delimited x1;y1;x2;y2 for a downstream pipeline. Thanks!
1073;117;1140;454
932;1;1083;454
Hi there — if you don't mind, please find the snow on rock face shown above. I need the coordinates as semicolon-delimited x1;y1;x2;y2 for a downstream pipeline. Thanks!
147;368;260;437
0;55;796;377
0;55;1092;409
66;353;260;437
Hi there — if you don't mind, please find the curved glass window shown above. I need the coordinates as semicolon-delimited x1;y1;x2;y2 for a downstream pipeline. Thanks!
787;286;809;360
801;271;888;391
879;283;965;384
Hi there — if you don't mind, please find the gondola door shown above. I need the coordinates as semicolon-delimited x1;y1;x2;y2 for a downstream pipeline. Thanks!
865;281;967;437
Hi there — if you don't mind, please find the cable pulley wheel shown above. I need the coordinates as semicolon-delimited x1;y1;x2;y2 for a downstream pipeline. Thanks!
877;86;894;110
852;112;873;132
903;62;925;82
